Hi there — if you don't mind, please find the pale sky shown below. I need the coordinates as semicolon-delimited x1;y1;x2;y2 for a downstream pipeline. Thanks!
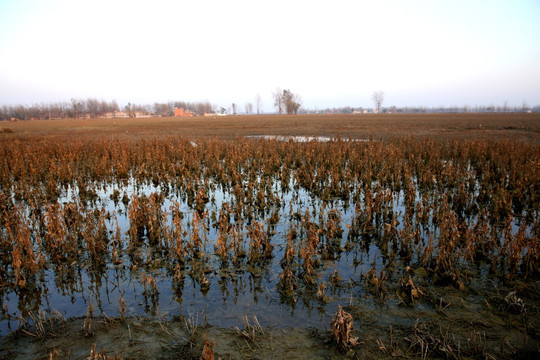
1;0;539;111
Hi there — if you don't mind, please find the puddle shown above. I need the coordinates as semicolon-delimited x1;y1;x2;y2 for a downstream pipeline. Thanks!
245;135;372;142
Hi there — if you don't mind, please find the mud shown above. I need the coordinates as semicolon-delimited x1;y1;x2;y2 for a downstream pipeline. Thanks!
2;276;539;359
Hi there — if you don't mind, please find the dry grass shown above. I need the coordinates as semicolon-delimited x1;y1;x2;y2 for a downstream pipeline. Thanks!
234;315;264;343
88;343;123;360
1;112;539;142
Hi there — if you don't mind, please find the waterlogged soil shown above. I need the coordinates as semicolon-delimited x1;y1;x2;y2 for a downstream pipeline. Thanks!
2;281;539;359
1;135;539;358
1;316;343;359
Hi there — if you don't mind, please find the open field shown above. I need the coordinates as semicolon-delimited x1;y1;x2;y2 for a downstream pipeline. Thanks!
1;113;539;359
1;112;540;142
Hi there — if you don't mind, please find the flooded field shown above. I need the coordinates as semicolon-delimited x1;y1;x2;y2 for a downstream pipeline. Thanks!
0;135;539;359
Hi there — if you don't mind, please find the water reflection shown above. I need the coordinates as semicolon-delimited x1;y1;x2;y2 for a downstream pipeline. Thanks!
0;169;535;337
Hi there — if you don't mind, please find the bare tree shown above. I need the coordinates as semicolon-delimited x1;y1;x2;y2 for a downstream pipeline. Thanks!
372;91;385;114
272;87;283;114
282;89;302;114
86;98;100;118
154;103;172;117
232;103;237;115
245;102;253;114
256;94;262;114
71;98;85;119
273;88;301;114
125;102;132;117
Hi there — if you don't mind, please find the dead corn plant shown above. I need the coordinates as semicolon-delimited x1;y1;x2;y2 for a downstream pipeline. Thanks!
43;203;70;264
5;207;40;289
330;305;358;352
329;268;342;287
200;335;215;360
316;281;329;303
194;187;209;214
364;266;387;301
141;273;159;296
82;300;94;337
247;221;273;265
214;203;232;262
299;221;321;286
397;274;425;306
169;200;186;264
48;349;59;360
278;232;298;297
118;294;127;322
186;211;207;261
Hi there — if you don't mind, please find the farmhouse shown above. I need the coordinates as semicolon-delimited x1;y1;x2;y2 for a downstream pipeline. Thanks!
104;111;130;118
174;107;193;117
133;111;152;118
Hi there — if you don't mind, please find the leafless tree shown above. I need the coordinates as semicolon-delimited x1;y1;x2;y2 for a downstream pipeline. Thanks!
86;98;100;118
153;103;172;117
71;98;86;119
282;89;302;114
273;87;283;114
232;103;237;115
372;91;385;114
245;102;254;114
256;94;262;114
273;88;301;114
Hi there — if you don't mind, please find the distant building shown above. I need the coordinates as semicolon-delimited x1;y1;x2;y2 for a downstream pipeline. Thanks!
133;111;152;118
104;111;129;118
174;107;193;117
103;110;152;118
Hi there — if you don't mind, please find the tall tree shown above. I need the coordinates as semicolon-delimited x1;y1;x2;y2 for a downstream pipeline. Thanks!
272;88;283;114
256;94;262;115
153;103;171;116
372;91;385;114
86;98;99;118
282;89;302;114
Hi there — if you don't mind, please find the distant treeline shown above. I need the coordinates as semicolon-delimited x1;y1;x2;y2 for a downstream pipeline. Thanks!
154;101;214;117
2;99;538;120
304;104;538;114
0;99;215;120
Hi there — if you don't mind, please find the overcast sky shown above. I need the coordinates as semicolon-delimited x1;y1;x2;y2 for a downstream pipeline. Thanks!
1;0;539;111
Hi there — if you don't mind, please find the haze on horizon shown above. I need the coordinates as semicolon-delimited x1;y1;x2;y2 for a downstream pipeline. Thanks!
0;0;539;112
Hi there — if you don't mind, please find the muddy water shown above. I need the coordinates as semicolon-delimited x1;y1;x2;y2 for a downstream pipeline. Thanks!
1;174;539;359
1;179;375;332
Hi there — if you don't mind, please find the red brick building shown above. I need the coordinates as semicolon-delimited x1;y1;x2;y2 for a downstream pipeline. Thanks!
174;107;193;117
